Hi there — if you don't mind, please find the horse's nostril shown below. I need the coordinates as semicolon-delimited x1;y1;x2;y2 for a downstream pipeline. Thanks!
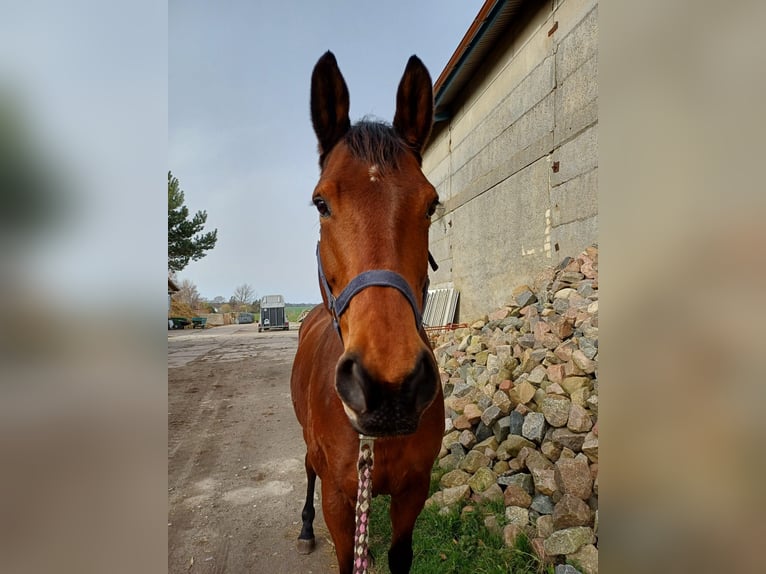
335;355;369;414
401;351;439;413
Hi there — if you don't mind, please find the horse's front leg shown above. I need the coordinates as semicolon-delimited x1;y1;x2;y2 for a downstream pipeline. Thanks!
322;480;356;574
388;479;430;574
297;454;317;554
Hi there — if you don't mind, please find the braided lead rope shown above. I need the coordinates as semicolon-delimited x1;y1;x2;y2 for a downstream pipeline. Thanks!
353;435;375;574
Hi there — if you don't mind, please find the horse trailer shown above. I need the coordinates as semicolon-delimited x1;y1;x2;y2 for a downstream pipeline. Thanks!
259;294;289;331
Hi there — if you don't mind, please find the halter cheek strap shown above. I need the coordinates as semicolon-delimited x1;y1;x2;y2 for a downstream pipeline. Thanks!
316;242;436;340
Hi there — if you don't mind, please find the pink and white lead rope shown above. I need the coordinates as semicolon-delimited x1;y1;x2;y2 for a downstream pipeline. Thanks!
353;435;375;574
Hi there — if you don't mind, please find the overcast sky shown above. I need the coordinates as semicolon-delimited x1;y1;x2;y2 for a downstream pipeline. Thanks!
170;1;484;303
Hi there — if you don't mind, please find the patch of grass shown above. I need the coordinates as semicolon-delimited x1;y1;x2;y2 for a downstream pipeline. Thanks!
285;305;313;322
429;467;447;496
368;491;553;574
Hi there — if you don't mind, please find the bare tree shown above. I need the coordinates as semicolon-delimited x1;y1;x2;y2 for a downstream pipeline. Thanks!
177;279;202;310
232;283;256;309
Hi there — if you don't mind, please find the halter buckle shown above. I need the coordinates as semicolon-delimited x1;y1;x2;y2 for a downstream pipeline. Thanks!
358;434;376;453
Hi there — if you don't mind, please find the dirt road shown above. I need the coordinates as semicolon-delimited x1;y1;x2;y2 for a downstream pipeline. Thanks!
168;324;337;573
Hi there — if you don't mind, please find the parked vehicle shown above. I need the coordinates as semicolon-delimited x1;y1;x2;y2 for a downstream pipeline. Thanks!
237;312;255;324
259;294;289;331
169;317;190;330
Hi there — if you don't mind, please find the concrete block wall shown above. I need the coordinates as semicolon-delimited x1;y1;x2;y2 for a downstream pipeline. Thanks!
424;0;598;320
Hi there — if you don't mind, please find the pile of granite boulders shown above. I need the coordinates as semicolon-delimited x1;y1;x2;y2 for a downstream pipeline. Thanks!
426;245;599;574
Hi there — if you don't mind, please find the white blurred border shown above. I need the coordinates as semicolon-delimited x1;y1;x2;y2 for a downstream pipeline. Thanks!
602;0;765;572
0;2;167;573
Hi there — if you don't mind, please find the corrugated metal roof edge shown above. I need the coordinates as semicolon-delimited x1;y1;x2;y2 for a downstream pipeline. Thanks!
432;0;527;123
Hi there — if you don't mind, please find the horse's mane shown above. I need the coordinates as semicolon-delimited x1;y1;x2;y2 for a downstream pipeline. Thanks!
344;118;407;173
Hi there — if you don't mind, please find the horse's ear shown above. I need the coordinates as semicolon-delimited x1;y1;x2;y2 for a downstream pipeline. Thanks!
393;55;433;159
311;51;351;164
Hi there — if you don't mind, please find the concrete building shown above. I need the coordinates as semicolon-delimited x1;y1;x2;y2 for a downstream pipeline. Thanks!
424;0;598;320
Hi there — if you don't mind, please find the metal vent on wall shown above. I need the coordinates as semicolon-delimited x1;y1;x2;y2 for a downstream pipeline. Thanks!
422;288;459;327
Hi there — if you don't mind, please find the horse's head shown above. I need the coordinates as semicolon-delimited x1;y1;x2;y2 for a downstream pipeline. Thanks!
310;51;440;437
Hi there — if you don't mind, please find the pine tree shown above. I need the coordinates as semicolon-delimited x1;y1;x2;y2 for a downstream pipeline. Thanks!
168;171;217;272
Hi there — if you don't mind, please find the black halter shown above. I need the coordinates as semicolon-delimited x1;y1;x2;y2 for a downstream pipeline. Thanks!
316;242;438;340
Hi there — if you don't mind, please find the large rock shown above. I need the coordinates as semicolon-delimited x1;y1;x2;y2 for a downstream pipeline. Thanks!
497;435;536;460
578;338;598;360
527;365;547;384
536;514;555;539
451;379;473;397
567;404;594;433
569;387;590;408
546;363;566;385
498;472;533;494
465;340;486;355
508;410;525;435
426;485;471;509
503;484;532;508
525;450;557;495
553;494;592;528
444;392;479;413
503;524;523;548
492;390;512;414
567;543;598;574
509;380;536;405
543;526;595;555
473;482;504;503
452;415;473;432
438;453;463;472
467;467;497;493
473;436;499;453
462;403;483;424
442;430;461;450
474;421;494;443
459;450;491;473
541;394;571;427
481;404;502;427
505;506;530;527
532;468;558;496
439;469;470;489
541;439;563;461
513;285;537;307
459;430;477;450
522;412;547;443
555;456;593;500
561;376;591;396
492;416;511;443
551;428;587;452
581;431;598;463
531;493;555;515
524;448;553;473
571;349;596;374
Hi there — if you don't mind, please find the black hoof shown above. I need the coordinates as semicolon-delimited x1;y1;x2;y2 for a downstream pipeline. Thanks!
296;537;316;555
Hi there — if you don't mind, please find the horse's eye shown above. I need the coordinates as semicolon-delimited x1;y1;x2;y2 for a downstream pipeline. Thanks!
427;200;440;218
313;197;331;218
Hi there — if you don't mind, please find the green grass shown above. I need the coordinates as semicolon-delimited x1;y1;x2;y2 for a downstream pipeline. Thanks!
286;305;314;322
367;472;554;574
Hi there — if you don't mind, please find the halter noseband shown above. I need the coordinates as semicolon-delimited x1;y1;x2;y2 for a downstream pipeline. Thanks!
316;242;438;340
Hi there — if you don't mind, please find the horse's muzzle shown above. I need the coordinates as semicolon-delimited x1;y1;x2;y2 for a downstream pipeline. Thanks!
334;350;439;436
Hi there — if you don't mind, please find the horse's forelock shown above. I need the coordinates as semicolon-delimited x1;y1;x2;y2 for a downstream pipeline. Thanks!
343;119;407;173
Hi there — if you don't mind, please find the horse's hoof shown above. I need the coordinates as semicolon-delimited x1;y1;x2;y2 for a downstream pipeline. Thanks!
296;537;316;555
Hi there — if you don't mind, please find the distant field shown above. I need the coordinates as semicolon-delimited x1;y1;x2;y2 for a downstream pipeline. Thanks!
285;305;315;322
248;306;316;324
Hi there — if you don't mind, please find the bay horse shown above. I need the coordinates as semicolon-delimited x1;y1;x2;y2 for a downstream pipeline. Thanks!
290;51;445;574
